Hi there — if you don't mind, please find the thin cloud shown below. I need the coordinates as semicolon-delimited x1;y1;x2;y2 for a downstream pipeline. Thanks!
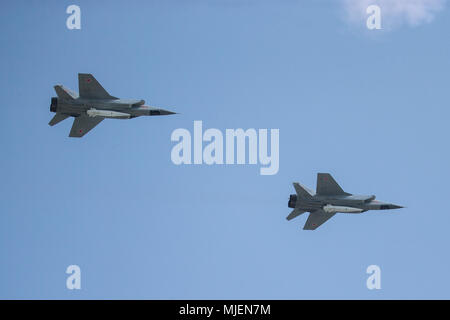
342;0;446;28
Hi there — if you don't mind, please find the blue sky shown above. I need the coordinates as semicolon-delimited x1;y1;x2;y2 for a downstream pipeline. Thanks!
1;0;450;299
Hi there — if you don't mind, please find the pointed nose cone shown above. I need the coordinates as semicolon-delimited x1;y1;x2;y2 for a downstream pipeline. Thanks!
391;204;404;209
159;109;177;115
148;107;177;116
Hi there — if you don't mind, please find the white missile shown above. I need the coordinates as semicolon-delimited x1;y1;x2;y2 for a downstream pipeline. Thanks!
323;204;364;214
87;108;130;119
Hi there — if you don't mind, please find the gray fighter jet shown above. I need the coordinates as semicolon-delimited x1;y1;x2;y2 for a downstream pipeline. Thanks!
287;173;403;230
49;73;175;137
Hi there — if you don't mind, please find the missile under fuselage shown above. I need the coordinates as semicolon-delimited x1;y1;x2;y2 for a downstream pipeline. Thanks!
323;204;364;214
86;108;130;119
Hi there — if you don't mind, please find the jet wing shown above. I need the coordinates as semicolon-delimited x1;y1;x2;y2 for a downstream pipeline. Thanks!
303;209;336;230
78;73;117;100
69;116;104;138
316;173;350;196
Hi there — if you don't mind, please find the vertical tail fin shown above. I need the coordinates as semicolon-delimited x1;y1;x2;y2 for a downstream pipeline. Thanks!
293;182;315;200
286;183;314;221
54;85;78;100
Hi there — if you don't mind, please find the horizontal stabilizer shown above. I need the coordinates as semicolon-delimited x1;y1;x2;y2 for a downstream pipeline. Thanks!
286;209;306;221
49;113;70;126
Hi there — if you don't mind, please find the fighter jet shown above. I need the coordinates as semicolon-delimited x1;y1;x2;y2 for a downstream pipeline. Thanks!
49;73;176;137
287;173;403;230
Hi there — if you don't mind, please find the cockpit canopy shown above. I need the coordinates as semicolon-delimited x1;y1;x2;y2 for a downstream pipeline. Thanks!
364;195;376;202
132;99;145;107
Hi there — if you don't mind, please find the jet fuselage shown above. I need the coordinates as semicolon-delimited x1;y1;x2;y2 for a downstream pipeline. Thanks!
50;97;174;119
288;193;402;213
